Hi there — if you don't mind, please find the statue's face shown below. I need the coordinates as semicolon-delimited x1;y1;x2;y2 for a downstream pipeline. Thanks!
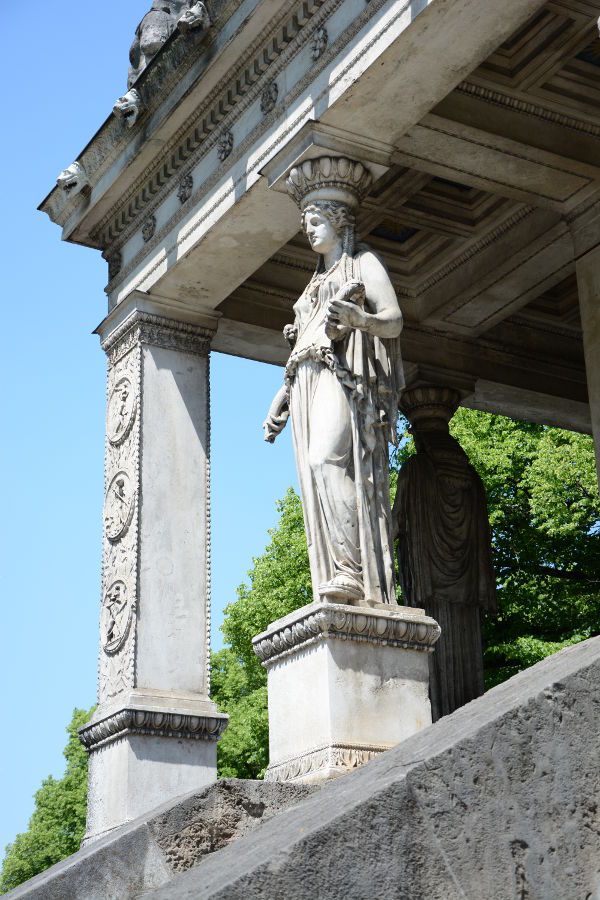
304;208;341;256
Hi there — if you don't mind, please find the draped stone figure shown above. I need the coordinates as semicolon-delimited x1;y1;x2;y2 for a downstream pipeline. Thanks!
264;156;404;607
392;386;496;720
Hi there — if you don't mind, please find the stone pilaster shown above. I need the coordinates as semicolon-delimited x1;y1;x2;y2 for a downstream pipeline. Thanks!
80;293;227;844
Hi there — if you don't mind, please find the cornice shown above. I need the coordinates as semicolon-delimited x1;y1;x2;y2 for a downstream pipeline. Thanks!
455;80;600;139
39;0;239;231
104;0;399;293
79;707;228;750
94;0;331;251
252;601;441;667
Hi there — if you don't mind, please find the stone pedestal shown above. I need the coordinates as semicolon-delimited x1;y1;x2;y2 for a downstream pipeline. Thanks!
253;601;440;783
81;292;227;843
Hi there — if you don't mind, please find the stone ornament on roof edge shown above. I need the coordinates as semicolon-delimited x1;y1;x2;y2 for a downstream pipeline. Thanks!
113;89;144;129
56;161;90;196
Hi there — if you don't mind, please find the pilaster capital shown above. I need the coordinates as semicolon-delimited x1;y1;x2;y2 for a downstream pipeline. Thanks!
400;385;461;427
96;291;219;364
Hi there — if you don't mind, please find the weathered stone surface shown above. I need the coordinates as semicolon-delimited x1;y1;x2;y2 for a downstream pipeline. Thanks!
148;636;600;900
6;781;317;899
149;780;316;873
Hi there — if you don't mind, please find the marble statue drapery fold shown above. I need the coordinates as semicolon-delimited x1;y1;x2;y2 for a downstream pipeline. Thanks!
285;251;403;605
393;387;496;719
394;446;496;612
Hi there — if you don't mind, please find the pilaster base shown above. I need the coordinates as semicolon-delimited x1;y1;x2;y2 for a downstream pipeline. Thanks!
253;601;440;784
79;690;228;843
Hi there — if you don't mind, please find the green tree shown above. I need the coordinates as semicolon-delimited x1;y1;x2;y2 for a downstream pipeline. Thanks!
0;708;93;894
211;488;310;778
213;412;600;775
447;410;600;686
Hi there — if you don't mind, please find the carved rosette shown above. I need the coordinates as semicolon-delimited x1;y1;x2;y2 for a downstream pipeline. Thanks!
253;601;441;668
260;81;278;115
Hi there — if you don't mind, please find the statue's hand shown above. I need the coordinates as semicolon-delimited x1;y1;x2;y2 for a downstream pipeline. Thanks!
263;386;289;443
283;323;298;349
326;297;367;331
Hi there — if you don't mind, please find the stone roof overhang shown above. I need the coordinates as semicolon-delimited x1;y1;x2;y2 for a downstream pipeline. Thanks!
40;0;600;432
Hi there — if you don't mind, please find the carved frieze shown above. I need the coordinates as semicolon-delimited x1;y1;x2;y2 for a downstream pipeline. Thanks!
102;311;213;363
99;334;141;703
107;376;136;445
101;579;135;653
142;214;157;242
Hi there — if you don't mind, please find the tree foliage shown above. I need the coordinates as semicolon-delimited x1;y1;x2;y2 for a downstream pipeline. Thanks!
211;489;310;778
447;411;600;686
213;411;600;775
0;708;93;894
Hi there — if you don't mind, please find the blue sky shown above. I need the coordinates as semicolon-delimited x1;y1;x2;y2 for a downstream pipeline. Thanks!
0;1;297;856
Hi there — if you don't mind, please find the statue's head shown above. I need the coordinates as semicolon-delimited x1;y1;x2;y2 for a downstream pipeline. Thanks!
301;201;355;256
287;157;371;263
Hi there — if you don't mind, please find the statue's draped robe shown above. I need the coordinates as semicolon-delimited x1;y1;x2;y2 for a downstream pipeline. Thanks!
285;249;403;604
393;434;496;719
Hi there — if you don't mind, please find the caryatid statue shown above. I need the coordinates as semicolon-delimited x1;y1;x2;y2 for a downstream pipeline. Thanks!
392;387;497;720
264;156;404;607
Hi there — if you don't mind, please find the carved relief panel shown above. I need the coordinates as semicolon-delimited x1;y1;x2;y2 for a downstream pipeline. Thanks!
98;330;141;703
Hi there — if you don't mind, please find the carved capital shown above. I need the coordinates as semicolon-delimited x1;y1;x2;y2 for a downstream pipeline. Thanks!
102;310;214;366
79;707;228;751
252;601;440;667
400;386;461;428
286;156;372;210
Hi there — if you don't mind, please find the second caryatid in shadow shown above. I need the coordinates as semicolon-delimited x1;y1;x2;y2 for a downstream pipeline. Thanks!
264;156;404;607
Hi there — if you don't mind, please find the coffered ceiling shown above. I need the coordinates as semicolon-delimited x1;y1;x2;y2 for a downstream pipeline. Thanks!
217;0;600;430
